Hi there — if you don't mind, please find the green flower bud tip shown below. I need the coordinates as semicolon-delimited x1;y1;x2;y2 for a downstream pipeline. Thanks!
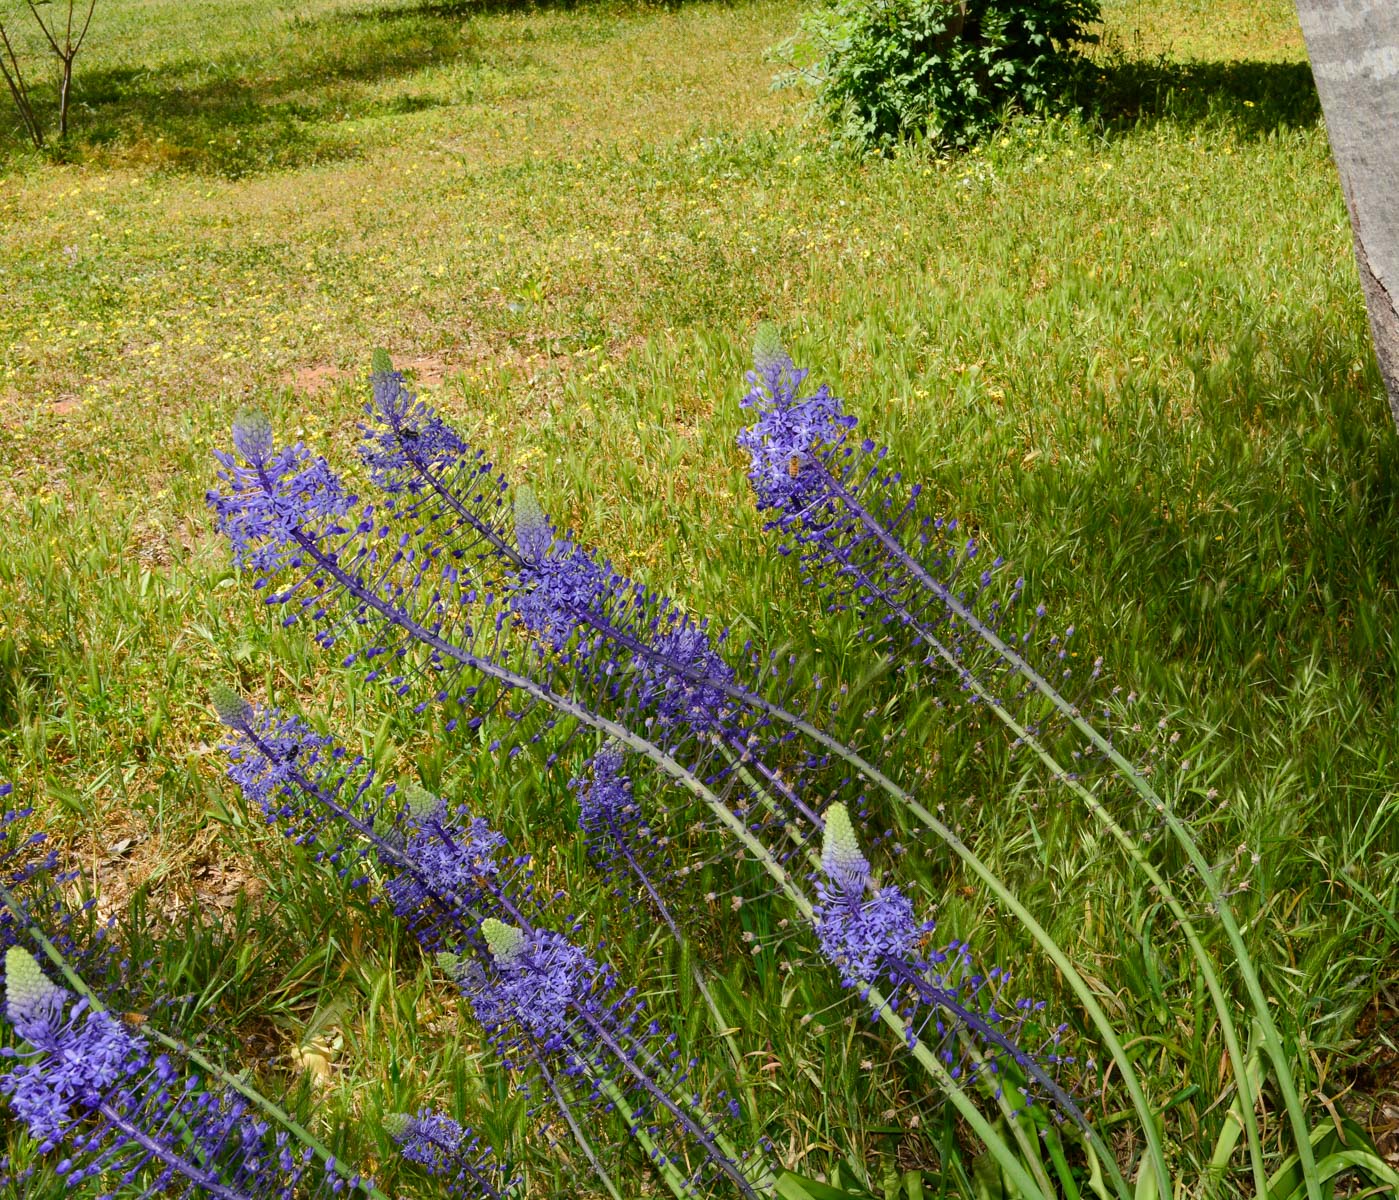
753;321;786;370
401;782;440;822
514;486;544;530
370;348;395;376
4;945;64;1021
232;407;272;442
513;486;551;559
821;802;868;880
481;918;525;965
382;1113;411;1140
435;951;463;977
231;407;275;462
209;684;253;729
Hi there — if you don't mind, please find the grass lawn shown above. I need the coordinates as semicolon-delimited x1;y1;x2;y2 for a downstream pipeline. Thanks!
3;0;1399;1194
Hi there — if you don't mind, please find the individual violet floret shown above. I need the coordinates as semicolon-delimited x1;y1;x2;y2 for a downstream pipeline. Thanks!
385;1108;516;1199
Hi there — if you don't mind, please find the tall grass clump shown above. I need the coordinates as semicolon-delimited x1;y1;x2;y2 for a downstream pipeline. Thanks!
775;0;1100;152
4;337;1398;1200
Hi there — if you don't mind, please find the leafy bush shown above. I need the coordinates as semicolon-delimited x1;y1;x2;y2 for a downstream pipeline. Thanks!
780;0;1100;151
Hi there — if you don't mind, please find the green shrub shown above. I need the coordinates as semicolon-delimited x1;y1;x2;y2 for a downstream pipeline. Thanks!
781;0;1100;152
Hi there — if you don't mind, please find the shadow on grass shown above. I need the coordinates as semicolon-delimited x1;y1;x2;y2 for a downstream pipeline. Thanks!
2;1;478;178
1080;57;1321;138
1036;314;1399;700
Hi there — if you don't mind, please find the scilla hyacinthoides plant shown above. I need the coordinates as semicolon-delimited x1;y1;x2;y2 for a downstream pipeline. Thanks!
385;1110;516;1199
0;790;406;1200
341;364;1150;1164
217;697;772;1200
813;804;1083;1123
0;945;369;1200
343;366;1136;1176
207;361;1114;1200
8;327;1376;1200
734;332;1344;1199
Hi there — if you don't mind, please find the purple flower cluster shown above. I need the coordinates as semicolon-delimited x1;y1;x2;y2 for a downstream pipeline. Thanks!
510;513;611;653
385;1108;517;1198
220;702;768;1199
362;366;473;491
573;744;638;848
382;785;510;942
471;919;593;1044
219;697;382;894
638;622;737;734
813;805;1079;1124
736;341;1116;773
736;348;857;518
208;412;355;575
570;745;697;949
814;802;931;988
450;916;767;1200
0;946;368;1200
1;946;137;1146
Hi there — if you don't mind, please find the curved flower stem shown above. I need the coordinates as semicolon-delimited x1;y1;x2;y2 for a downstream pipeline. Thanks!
816;462;1286;1199
381;429;1147;1198
570;1006;763;1200
534;1050;625;1200
588;1067;693;1200
271;522;1052;1199
608;824;747;1080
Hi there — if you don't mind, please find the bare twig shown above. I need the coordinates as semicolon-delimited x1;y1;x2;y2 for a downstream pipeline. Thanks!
0;19;44;147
